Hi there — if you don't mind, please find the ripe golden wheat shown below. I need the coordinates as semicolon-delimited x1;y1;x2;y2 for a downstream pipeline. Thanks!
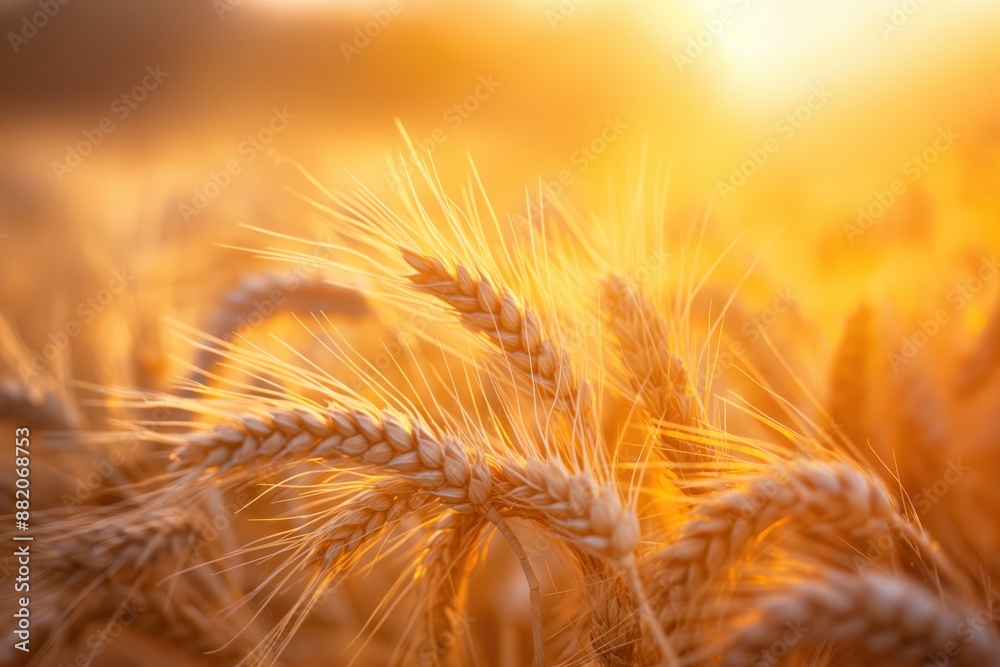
6;145;999;667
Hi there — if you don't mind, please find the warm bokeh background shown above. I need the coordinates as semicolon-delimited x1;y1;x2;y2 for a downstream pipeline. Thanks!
3;0;1000;664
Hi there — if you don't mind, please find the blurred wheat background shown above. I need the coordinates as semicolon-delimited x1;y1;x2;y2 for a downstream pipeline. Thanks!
2;0;1000;665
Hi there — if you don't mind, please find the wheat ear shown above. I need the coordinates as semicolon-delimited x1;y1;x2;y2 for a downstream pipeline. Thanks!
827;303;871;447
580;556;639;667
652;459;907;592
717;571;1000;666
0;377;79;429
38;505;204;583
646;457;943;654
957;293;1000;393
168;405;491;498
169;405;564;665
307;479;428;568
401;249;595;434
601;274;705;470
27;504;258;663
185;272;369;393
492;457;679;666
402;247;609;661
412;512;487;666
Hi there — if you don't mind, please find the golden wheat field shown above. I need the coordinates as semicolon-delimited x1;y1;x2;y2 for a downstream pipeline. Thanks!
3;1;1000;665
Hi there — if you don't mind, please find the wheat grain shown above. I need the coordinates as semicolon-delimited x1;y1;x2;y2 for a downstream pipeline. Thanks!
24;503;260;664
601;274;705;470
651;459;905;593
37;505;204;583
827;303;871;447
167;405;494;516
401;248;596;432
645;456;943;655
412;511;487;667
717;570;1000;666
576;553;640;667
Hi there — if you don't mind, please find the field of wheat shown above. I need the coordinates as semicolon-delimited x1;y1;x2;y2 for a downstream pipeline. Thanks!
2;1;1000;666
